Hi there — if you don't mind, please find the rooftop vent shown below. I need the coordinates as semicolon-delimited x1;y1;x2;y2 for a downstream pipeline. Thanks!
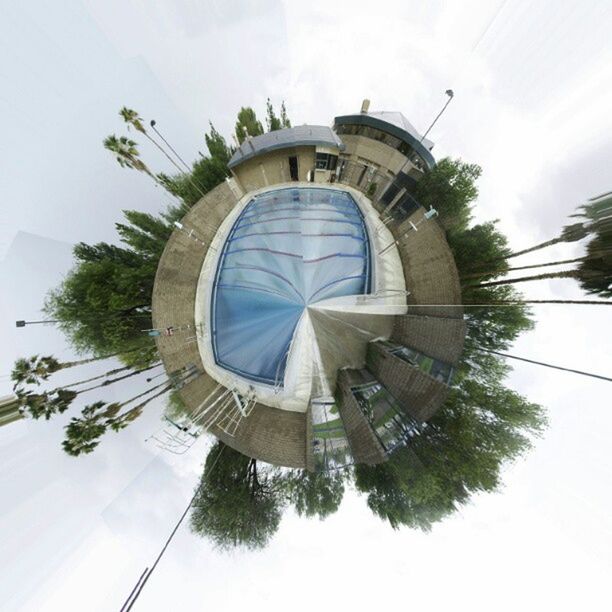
361;98;370;114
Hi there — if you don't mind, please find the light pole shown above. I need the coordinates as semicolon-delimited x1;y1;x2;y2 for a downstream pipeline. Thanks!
420;89;454;143
15;319;59;328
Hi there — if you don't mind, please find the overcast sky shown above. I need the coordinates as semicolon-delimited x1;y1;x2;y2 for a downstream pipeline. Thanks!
1;1;611;610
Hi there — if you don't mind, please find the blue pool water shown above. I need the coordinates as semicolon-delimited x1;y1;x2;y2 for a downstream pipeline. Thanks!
211;187;371;385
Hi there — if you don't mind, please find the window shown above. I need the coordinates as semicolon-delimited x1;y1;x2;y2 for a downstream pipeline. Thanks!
315;152;338;171
384;343;454;385
351;381;420;453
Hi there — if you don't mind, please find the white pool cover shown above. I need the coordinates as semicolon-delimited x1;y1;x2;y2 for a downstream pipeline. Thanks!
210;188;371;386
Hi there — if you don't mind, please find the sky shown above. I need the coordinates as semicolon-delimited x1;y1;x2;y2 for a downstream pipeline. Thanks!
0;0;611;610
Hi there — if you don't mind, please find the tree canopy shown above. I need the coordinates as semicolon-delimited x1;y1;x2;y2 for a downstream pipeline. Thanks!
414;158;481;231
234;106;264;144
190;442;284;550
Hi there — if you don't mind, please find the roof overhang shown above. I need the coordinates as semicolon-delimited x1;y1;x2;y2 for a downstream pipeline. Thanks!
333;114;436;170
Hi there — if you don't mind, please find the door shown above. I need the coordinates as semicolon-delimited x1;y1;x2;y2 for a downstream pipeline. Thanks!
288;156;299;181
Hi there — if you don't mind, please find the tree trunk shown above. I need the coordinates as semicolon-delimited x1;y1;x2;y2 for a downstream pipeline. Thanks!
460;257;587;281
120;383;173;419
504;237;565;260
462;299;612;306
143;133;206;198
74;363;161;395
117;379;170;409
470;269;581;288
54;367;132;391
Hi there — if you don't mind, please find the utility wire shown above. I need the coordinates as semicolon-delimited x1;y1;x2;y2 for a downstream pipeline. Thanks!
120;444;225;611
476;347;612;382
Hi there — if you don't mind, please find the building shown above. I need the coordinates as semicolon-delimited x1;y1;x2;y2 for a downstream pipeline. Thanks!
152;100;465;470
0;395;23;428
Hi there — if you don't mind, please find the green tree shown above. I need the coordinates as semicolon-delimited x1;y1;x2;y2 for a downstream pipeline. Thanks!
448;220;511;282
234;107;264;144
280;101;291;128
355;354;546;531
190;442;284;550
286;470;345;520
414;158;481;231
11;353;134;390
43;239;158;368
205;122;233;165
103;135;156;180
265;98;283;132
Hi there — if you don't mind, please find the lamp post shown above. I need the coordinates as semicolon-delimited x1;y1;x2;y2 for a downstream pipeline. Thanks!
15;319;59;328
420;89;454;143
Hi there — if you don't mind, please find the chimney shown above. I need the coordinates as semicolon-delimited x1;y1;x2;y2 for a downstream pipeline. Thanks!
360;99;370;114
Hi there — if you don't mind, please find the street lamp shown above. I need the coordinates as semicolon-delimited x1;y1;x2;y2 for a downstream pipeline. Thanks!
15;319;59;328
420;89;454;143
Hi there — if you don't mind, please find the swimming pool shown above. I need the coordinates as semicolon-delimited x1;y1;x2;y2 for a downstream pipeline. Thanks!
210;187;372;386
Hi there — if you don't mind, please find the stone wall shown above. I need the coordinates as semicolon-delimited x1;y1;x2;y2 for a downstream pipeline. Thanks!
391;314;466;365
392;209;463;319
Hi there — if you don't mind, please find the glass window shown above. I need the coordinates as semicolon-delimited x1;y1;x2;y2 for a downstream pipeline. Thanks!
382;342;455;385
351;381;420;453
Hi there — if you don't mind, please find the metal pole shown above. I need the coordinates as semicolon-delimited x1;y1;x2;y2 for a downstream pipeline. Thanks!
420;89;454;143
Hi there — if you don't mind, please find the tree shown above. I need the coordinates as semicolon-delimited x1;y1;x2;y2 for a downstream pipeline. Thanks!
103;135;156;180
43;237;159;368
10;353;130;389
265;98;283;132
234;107;264;144
414;158;481;231
286;470;345;520
190;442;284;550
205;122;233;166
15;388;77;421
355;353;546;531
280;101;291;128
461;284;534;359
503;221;589;260
448;220;511;282
578;236;612;298
62;401;114;456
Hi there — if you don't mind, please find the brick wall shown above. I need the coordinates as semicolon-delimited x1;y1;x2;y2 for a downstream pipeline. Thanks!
335;369;386;465
366;342;449;422
391;209;463;319
391;314;466;365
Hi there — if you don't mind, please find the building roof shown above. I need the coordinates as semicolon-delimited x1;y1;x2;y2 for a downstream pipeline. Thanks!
333;111;436;169
366;111;434;151
228;125;344;168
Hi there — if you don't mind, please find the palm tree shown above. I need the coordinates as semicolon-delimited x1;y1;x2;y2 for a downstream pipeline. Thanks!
110;381;173;431
62;401;109;456
15;388;77;420
15;363;161;421
577;237;612;298
459;257;588;282
503;221;590;260
11;352;141;390
103;134;157;180
471;268;606;289
119;107;206;197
